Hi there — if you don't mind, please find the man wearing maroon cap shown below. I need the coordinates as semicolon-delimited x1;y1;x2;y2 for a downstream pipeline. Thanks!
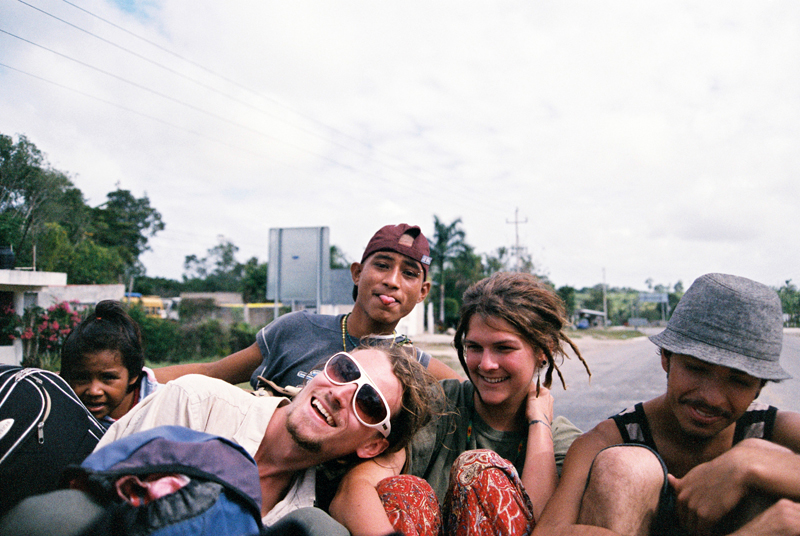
155;224;460;390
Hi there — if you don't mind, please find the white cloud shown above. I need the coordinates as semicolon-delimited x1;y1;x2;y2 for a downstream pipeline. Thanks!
1;0;799;290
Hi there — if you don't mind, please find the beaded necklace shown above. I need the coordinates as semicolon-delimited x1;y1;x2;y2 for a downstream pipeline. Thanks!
341;313;358;351
340;312;400;351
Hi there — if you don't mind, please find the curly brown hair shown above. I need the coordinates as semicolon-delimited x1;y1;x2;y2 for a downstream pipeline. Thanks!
310;342;442;454
362;342;442;453
454;272;591;389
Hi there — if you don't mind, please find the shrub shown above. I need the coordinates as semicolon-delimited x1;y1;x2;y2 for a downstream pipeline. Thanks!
175;319;229;361
0;305;22;346
228;322;258;353
19;301;82;369
127;305;181;363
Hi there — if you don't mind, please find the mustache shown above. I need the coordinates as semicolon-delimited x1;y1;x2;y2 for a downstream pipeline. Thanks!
679;397;733;420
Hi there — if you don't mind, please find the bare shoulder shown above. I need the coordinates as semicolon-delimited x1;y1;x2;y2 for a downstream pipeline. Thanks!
562;419;624;474
534;419;624;533
772;409;800;452
581;418;624;448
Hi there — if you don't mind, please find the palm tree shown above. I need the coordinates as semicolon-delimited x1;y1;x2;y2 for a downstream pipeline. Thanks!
431;216;467;325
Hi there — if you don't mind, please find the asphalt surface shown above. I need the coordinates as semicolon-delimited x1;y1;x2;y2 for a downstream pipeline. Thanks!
416;328;800;433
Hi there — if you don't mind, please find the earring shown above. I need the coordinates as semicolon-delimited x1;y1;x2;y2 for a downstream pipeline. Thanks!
536;369;541;396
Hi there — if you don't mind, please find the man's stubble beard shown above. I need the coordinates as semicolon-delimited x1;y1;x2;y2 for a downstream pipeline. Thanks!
285;408;323;453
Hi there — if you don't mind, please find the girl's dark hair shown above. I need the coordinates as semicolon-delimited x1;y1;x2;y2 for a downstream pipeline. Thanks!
61;300;145;390
454;272;591;390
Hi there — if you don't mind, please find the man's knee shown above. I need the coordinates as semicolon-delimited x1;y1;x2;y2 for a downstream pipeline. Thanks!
578;445;665;535
586;445;665;495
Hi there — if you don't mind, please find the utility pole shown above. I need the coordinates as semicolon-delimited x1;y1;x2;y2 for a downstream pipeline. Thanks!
506;208;528;272
602;267;608;328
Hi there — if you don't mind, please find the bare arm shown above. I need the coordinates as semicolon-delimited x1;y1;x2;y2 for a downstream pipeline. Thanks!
523;384;557;521
426;356;463;381
669;412;800;534
533;421;625;536
727;499;800;536
329;450;406;536
153;343;263;385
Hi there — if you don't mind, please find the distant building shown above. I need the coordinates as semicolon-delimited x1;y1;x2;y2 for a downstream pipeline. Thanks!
574;308;606;329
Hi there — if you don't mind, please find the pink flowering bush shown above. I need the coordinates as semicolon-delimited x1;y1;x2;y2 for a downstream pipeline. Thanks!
0;305;23;346
21;301;83;369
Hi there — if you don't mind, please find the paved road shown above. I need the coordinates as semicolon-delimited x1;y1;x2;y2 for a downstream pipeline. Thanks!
418;329;800;433
553;328;800;432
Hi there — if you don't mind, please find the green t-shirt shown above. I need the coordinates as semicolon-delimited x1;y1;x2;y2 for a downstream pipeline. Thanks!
406;379;581;503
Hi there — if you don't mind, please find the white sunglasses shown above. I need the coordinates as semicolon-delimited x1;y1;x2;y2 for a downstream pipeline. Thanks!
323;352;392;438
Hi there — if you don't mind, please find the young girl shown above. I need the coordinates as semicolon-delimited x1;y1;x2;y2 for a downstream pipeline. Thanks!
60;300;160;429
330;272;591;536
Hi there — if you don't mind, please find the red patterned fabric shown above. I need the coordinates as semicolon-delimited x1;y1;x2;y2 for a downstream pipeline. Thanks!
442;449;534;536
379;450;534;536
378;475;441;536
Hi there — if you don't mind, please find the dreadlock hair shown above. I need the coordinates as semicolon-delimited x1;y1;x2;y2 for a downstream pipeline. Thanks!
453;272;590;390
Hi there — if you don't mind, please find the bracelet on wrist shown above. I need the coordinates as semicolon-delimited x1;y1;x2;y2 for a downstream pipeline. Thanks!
528;419;551;428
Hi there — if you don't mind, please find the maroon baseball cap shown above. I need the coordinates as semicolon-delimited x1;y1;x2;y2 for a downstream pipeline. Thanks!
360;224;432;278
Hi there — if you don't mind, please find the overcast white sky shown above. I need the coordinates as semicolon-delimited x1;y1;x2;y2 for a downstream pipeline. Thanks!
2;0;798;290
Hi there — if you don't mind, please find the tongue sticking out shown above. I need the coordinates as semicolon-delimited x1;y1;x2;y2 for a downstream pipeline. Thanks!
379;295;396;305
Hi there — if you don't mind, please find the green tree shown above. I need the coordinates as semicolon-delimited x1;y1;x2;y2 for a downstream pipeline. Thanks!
483;246;512;276
182;237;248;293
134;276;184;297
778;280;800;327
92;188;164;276
581;284;606;312
330;245;350;269
241;257;267;303
557;286;577;318
0;134;83;265
2;134;161;283
431;216;468;326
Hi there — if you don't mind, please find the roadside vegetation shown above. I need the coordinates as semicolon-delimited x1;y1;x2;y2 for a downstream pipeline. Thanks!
3;132;799;369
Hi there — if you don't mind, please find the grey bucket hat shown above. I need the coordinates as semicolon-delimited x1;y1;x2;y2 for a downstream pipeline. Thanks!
649;273;789;380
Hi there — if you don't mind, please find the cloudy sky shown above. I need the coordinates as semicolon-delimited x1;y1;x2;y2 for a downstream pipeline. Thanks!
2;0;798;290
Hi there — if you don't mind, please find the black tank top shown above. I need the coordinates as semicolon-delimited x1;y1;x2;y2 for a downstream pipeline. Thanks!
611;401;777;451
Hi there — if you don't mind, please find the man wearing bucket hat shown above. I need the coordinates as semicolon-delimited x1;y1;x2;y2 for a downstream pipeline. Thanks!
154;223;460;391
535;273;800;536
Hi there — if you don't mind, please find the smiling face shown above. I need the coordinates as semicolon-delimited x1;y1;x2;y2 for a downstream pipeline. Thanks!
284;348;403;460
464;315;541;418
67;349;138;420
350;250;430;331
662;352;762;439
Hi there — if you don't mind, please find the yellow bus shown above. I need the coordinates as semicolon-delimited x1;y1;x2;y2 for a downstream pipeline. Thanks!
123;294;166;318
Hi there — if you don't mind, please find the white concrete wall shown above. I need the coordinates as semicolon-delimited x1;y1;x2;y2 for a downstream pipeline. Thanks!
0;269;68;366
39;284;125;308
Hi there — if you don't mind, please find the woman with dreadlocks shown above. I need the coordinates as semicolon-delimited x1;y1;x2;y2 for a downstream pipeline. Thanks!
330;272;592;536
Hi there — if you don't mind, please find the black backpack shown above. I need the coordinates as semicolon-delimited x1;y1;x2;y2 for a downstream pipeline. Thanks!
0;365;105;515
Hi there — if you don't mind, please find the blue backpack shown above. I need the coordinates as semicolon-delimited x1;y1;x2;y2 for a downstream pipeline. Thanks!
64;425;263;536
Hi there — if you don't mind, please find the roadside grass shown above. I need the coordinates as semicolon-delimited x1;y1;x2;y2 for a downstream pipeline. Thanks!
570;328;646;340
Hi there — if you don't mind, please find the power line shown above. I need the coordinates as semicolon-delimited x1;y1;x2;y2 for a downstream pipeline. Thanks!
0;28;369;174
0;61;303;170
52;0;449;187
50;0;510;212
2;5;512;216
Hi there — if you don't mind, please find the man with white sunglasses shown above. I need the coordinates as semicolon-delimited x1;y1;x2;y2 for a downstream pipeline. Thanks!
96;345;439;533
